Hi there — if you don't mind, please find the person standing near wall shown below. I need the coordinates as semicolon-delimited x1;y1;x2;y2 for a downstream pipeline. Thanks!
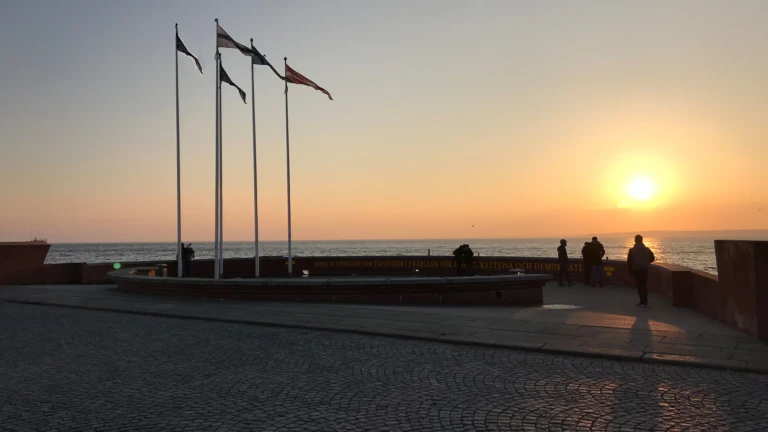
178;243;187;277
453;244;464;276
557;239;573;286
463;244;474;276
187;244;195;277
581;242;592;286
590;236;606;287
628;234;655;306
181;243;195;277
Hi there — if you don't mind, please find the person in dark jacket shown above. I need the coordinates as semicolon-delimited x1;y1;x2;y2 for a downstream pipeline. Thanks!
556;239;572;286
463;244;474;276
628;234;655;306
178;243;187;277
590;236;606;287
182;243;195;277
581;242;592;286
453;244;465;276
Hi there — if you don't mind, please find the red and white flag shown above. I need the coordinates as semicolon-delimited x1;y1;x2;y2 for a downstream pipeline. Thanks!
285;64;332;100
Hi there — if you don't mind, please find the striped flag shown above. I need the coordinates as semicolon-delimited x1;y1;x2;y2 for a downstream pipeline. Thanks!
176;34;202;73
285;64;333;100
220;63;246;103
251;42;285;81
248;41;269;66
217;24;259;58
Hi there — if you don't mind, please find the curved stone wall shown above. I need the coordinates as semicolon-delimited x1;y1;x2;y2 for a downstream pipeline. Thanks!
109;267;550;305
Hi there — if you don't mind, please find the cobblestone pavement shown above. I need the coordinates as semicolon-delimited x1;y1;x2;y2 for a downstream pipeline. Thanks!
2;303;767;432
3;284;766;372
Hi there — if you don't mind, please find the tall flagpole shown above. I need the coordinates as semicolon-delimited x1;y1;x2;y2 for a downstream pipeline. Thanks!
284;57;292;276
213;19;220;279
251;39;260;278
218;71;224;277
175;24;182;278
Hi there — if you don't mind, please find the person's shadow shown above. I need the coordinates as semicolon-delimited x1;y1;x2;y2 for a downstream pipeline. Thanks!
601;310;668;429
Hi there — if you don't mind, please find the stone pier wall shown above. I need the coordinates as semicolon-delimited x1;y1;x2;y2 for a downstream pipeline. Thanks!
714;241;768;339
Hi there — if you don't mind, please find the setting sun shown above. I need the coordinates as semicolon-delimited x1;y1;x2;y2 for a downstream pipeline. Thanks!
628;178;655;201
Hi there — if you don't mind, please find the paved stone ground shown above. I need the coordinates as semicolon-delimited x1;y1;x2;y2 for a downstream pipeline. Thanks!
1;283;766;373
2;303;768;431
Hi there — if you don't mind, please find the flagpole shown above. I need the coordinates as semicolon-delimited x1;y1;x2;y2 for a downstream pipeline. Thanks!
251;39;260;278
284;57;292;277
213;19;220;280
219;69;224;278
175;24;182;278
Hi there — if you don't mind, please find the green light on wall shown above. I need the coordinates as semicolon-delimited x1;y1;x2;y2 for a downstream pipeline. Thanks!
113;263;121;270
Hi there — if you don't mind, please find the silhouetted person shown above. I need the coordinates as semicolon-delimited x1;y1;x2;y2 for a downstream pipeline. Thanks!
557;239;572;286
590;236;606;287
452;244;474;276
581;242;592;285
453;244;464;276
463;244;474;275
628;234;655;306
182;243;195;277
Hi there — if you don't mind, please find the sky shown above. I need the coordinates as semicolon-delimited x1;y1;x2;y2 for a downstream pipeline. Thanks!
1;0;767;243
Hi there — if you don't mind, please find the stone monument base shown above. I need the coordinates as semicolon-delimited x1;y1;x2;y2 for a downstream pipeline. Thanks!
109;269;549;306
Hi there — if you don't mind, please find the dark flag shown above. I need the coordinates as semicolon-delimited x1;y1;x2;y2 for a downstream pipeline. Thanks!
176;34;203;74
220;63;246;103
285;63;333;100
217;24;260;58
250;42;285;81
249;42;269;66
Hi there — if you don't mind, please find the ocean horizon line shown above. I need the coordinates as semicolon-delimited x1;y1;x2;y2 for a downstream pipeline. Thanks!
47;229;768;245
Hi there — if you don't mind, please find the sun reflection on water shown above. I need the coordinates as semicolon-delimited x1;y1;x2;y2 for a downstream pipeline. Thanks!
622;236;665;264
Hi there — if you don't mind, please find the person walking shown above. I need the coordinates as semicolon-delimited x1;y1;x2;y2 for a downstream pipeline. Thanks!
557;239;573;286
628;234;655;306
581;241;592;285
590;236;606;287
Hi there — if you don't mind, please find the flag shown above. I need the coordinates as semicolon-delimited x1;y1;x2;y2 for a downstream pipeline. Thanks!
220;63;246;103
251;42;285;81
285;64;333;100
217;24;259;58
249;42;269;66
176;34;202;74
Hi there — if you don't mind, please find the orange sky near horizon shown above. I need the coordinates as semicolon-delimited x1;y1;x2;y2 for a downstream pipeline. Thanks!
1;1;767;243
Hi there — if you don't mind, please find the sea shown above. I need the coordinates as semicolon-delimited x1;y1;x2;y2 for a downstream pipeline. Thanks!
44;237;750;275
